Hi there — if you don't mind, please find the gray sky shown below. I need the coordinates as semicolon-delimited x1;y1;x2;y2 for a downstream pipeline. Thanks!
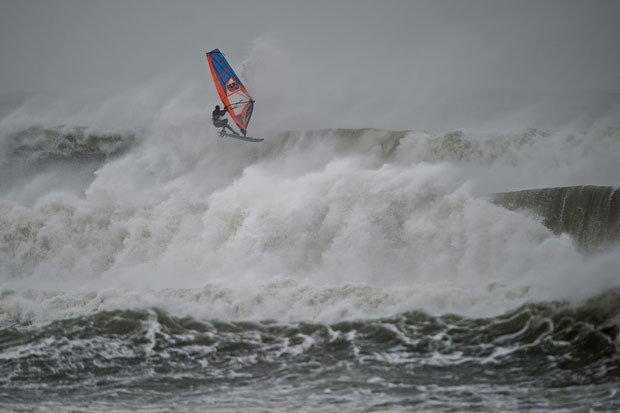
1;0;619;129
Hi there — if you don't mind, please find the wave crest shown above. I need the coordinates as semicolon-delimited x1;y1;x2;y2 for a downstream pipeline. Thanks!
6;126;137;160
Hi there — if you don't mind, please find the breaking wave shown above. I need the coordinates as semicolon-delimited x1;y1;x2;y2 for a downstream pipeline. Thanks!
494;185;620;250
1;114;619;327
5;125;137;160
1;93;619;411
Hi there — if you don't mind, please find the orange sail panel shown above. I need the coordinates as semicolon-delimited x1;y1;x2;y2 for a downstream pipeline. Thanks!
206;49;255;135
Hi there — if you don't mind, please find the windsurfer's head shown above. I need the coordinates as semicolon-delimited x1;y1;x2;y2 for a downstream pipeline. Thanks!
215;105;220;110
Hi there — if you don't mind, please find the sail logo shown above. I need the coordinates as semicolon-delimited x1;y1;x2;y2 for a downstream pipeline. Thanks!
226;79;240;94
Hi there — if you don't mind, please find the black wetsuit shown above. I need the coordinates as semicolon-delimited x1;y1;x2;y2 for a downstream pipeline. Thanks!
212;107;229;129
212;106;242;136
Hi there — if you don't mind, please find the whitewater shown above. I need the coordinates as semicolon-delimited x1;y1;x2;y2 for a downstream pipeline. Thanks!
1;55;620;411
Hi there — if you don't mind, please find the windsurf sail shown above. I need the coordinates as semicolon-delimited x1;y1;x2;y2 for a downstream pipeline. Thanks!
206;49;255;136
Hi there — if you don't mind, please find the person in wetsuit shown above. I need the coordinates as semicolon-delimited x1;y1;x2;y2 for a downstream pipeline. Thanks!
212;105;238;135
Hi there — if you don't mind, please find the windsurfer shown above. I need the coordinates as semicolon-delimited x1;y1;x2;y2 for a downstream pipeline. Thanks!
212;105;238;135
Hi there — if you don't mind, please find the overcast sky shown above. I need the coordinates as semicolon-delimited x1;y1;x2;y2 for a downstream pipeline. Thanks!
1;0;619;129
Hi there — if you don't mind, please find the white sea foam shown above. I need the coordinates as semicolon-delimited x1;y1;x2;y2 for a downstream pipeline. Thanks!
1;42;619;326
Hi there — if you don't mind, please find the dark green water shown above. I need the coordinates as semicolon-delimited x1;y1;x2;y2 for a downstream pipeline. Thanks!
2;293;619;412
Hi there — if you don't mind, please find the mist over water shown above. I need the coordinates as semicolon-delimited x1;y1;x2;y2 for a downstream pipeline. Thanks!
1;32;620;413
1;44;618;321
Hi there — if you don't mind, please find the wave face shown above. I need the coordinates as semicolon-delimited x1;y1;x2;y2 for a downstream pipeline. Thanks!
1;95;620;411
494;186;620;250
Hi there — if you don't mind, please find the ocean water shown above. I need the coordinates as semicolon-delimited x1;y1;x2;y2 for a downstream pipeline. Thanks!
1;93;619;412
